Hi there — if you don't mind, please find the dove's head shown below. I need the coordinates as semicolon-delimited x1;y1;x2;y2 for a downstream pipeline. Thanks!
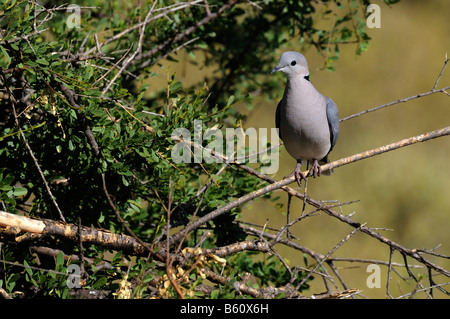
271;51;309;79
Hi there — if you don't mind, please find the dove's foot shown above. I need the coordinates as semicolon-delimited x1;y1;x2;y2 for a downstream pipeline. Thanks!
284;161;307;188
307;159;322;178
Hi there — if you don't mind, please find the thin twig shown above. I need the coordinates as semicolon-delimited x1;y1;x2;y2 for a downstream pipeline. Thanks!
101;173;163;261
81;1;204;58
341;85;450;122
164;180;185;299
432;53;449;90
292;223;366;295
2;75;66;222
100;2;156;97
396;282;450;299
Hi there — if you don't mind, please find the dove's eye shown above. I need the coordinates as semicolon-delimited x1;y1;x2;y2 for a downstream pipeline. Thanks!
291;60;297;66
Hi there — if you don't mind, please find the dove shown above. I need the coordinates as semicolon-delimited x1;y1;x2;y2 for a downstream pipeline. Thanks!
272;51;339;187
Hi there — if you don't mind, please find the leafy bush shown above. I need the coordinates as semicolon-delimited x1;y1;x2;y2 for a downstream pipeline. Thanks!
0;0;399;299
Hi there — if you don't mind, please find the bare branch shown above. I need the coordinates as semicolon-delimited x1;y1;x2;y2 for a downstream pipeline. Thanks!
340;86;450;122
293;224;365;295
169;126;450;244
100;2;156;97
0;210;143;255
321;126;450;173
433;53;449;90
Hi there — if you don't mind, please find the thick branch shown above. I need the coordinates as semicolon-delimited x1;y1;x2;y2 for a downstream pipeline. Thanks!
0;211;145;255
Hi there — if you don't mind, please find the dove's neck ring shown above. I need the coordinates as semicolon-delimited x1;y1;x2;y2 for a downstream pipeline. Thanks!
283;74;321;104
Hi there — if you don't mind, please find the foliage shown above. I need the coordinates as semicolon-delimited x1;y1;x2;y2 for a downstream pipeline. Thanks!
0;0;399;299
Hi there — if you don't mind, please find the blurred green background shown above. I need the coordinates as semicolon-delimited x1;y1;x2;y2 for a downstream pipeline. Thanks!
149;0;450;298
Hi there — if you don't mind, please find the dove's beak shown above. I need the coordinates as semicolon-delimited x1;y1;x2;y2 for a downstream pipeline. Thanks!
270;65;282;74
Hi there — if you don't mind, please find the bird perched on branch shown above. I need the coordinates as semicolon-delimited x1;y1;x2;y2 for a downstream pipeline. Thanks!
271;51;339;187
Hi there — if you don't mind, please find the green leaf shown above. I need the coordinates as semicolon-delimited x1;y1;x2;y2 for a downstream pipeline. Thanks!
122;175;129;186
61;287;69;299
56;251;65;269
136;92;145;103
36;58;49;65
210;289;219;299
170;81;182;92
7;273;20;292
13;187;27;197
0;185;13;191
10;42;19;50
111;251;124;265
26;60;39;67
24;260;33;277
226;95;235;107
93;276;107;289
0;45;11;68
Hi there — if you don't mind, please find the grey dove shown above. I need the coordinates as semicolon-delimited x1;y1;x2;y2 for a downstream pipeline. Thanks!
271;51;339;187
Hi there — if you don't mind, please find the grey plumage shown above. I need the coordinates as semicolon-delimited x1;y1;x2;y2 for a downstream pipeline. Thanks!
272;51;339;186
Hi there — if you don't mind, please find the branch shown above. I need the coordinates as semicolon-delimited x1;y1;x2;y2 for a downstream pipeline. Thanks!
320;126;450;173
129;0;239;68
0;287;12;299
168;126;450;284
432;52;449;91
101;173;163;261
100;1;157;97
80;1;204;57
169;126;450;244
240;223;424;269
341;87;450;122
292;224;365;295
0;210;145;255
203;267;360;299
339;48;449;124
